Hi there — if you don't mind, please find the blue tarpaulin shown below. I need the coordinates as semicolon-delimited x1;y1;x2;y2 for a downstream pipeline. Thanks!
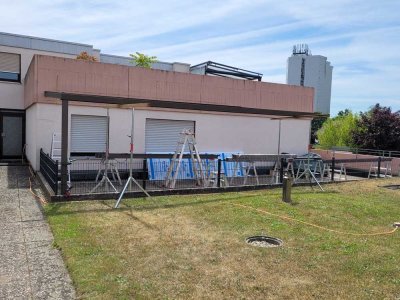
147;152;244;180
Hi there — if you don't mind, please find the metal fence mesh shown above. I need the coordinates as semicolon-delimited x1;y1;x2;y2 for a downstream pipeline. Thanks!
38;154;394;197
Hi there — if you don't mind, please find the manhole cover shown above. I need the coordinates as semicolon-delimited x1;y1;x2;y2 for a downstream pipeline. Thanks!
381;185;400;190
246;236;283;248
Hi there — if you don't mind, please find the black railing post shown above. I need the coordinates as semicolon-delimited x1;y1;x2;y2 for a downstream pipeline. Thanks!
331;157;335;182
54;160;59;195
279;158;285;184
217;159;222;188
377;156;381;178
142;158;147;190
61;99;69;195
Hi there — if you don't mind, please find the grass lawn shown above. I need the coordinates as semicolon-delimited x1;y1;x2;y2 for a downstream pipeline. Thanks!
44;178;400;299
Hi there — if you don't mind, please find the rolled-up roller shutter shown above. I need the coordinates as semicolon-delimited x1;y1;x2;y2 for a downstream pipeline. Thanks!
71;115;108;153
145;118;195;152
0;52;20;81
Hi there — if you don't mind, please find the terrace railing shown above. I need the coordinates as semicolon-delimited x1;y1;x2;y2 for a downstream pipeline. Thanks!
39;148;58;194
331;147;400;158
39;151;395;198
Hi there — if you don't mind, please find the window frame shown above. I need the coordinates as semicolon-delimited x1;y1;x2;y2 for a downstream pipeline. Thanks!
0;52;21;83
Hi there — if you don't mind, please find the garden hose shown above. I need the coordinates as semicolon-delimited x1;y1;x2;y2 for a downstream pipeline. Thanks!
28;168;48;205
234;203;399;236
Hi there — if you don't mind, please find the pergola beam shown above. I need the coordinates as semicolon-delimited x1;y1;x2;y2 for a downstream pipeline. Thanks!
45;91;323;118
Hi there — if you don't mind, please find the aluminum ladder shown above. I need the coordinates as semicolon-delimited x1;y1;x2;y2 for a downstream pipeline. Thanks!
51;132;72;192
164;129;206;189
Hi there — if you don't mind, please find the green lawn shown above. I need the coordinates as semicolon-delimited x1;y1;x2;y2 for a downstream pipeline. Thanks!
45;178;400;299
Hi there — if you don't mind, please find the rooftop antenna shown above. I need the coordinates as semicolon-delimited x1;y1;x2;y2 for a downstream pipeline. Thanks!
293;44;311;56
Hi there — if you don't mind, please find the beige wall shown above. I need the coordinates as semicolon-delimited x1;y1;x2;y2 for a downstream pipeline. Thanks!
133;109;310;154
25;104;37;166
27;103;311;170
0;45;75;110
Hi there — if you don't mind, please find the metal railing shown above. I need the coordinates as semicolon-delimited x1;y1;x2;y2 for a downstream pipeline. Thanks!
39;152;394;197
39;148;58;194
331;147;400;158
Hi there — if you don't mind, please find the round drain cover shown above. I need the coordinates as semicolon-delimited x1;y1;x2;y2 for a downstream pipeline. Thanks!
246;236;283;248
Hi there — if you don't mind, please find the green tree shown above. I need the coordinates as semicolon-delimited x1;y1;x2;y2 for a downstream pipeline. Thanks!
317;111;358;148
352;104;400;150
337;109;351;117
129;52;158;68
310;117;327;144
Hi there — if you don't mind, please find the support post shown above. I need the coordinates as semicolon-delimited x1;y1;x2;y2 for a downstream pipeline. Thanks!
61;99;69;195
279;157;285;184
282;173;292;203
217;159;222;188
142;158;147;190
331;157;335;182
377;156;381;178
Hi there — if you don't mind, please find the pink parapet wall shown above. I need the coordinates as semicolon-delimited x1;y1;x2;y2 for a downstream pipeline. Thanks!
24;55;314;112
313;149;400;177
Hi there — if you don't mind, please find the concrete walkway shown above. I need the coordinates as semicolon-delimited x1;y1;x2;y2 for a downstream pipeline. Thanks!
0;166;75;299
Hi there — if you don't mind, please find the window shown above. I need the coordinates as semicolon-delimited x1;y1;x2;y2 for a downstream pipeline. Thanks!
0;52;21;83
71;115;108;155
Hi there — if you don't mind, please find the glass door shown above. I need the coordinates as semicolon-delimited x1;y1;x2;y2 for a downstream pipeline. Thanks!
1;113;24;158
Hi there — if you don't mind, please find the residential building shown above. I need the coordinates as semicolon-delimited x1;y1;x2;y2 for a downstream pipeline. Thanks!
0;32;316;174
286;44;333;115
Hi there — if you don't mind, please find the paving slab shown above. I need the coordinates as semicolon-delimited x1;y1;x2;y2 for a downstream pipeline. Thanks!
0;221;24;244
23;221;54;243
0;273;31;299
27;241;76;300
0;166;75;299
0;242;30;276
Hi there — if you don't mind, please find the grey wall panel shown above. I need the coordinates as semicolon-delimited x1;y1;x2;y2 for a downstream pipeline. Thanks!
0;32;94;55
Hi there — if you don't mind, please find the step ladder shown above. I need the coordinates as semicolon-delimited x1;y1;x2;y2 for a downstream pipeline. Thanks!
338;163;347;180
164;129;206;189
368;161;392;178
51;133;72;192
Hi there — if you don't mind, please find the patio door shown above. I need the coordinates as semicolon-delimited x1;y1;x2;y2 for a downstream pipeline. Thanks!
0;111;24;159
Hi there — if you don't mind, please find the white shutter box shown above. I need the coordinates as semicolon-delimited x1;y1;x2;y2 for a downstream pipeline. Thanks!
145;119;195;152
71;115;108;153
0;52;20;73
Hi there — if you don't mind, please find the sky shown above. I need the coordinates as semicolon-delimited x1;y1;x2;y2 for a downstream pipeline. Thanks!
1;0;399;115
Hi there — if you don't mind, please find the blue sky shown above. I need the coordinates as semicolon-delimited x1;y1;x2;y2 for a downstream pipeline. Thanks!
1;0;399;115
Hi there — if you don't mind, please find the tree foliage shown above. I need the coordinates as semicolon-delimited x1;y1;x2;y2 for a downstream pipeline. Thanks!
129;52;158;68
310;117;327;144
352;104;400;150
317;111;358;148
76;51;97;62
337;109;351;118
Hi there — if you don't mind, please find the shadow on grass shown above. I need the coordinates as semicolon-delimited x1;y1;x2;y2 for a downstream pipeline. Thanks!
291;189;339;195
45;194;259;217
